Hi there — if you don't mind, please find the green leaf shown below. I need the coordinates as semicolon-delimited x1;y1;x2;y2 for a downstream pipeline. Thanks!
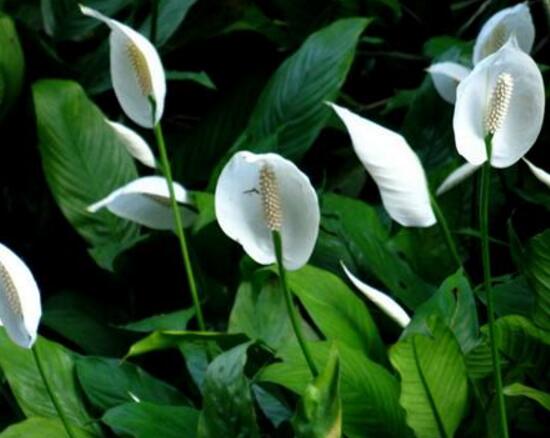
260;341;410;438
245;18;369;160
197;343;260;438
33;79;140;270
492;276;535;318
522;229;550;330
0;13;24;119
141;0;197;46
76;357;189;411
122;309;195;332
0;417;96;438
252;384;292;428
0;330;100;435
292;345;342;438
103;402;199;438
503;383;550;411
390;317;468;438
166;70;216;89
284;264;386;363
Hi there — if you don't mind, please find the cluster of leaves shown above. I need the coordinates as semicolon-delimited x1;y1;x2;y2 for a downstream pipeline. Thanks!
0;0;549;437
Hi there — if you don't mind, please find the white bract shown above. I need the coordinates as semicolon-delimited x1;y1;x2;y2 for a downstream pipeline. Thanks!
329;103;436;227
453;39;544;168
473;3;534;65
107;120;156;168
341;262;410;328
88;176;196;230
215;151;320;271
0;243;42;348
427;62;471;104
436;162;480;195
80;5;166;128
523;159;550;189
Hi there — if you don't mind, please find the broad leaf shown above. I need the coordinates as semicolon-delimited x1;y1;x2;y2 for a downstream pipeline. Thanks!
0;13;24;119
122;309;195;332
0;417;95;438
141;0;198;46
503;383;550;411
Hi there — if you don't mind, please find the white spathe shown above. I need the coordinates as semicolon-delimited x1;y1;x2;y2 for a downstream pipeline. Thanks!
329;103;436;227
341;262;410;328
80;5;166;128
436;162;480;195
473;2;534;65
88;176;196;230
453;39;544;168
0;243;42;348
427;62;471;104
107;120;156;168
523;158;550;189
215;151;320;271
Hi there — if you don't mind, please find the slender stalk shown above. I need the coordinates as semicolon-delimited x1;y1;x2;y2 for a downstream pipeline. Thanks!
430;194;463;272
149;99;206;331
32;346;77;438
150;0;159;46
272;231;318;378
480;135;508;438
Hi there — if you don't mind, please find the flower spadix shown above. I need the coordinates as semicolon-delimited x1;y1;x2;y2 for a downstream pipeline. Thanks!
329;103;436;227
341;262;410;328
0;243;42;348
453;39;544;168
215;151;320;271
88;176;196;230
108;120;156;168
427;62;471;104
473;3;534;65
80;5;166;128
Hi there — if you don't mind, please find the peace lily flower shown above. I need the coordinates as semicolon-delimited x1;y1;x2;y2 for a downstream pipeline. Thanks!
453;38;544;168
427;62;471;104
80;5;166;128
329;103;436;227
473;3;534;65
523;159;550;189
88;176;196;230
341;262;410;328
0;243;42;348
215;151;320;271
108;120;156;168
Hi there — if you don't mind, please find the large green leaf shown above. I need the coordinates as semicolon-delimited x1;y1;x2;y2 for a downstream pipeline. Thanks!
0;13;24;119
284;264;386;363
76;357;189;411
140;0;197;46
197;343;260;438
503;383;550;411
33;79;140;269
0;417;95;438
245;18;369;160
0;331;100;435
260;341;410;438
292;345;342;438
103;402;199;438
390;317;468;438
121;309;195;332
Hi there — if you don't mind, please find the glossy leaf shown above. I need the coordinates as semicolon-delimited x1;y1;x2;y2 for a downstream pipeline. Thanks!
141;0;197;46
122;309;195;332
0;417;96;438
503;383;550;411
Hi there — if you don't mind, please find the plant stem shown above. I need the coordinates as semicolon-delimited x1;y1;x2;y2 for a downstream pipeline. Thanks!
272;231;318;378
430;194;463;272
150;0;158;46
32;345;77;438
480;135;508;438
150;100;206;332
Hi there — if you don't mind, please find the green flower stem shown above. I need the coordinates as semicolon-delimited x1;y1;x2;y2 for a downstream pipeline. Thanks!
272;231;318;378
430;194;463;272
480;134;508;438
32;345;77;438
150;99;206;332
150;0;158;46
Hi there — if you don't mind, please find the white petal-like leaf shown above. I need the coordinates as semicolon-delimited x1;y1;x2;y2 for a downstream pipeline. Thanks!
453;39;545;168
427;62;471;104
0;243;42;348
473;3;534;65
436;162;480;195
215;151;320;271
80;5;166;128
341;262;410;328
107;120;156;168
329;103;436;227
523;158;550;189
88;176;196;230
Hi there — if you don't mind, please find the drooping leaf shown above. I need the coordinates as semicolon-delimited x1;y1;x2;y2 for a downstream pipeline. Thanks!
390;316;468;438
503;383;550;411
197;342;260;438
33;80;140;270
103;402;199;438
0;417;96;438
0;13;24;119
121;309;195;332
